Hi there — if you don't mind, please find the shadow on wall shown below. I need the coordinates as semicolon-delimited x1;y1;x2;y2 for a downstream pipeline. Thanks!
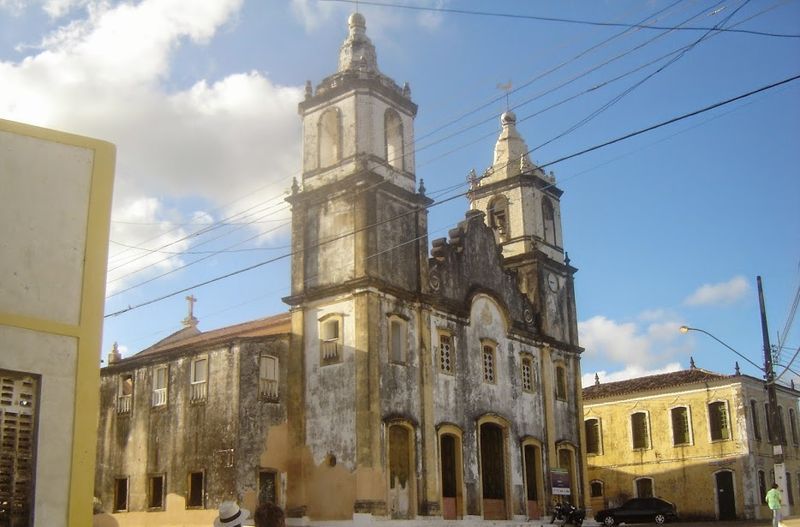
93;513;120;527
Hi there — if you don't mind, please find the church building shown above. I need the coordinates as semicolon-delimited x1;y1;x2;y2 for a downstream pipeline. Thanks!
95;13;587;525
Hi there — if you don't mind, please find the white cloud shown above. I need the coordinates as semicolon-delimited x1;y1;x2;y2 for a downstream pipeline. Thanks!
579;312;691;369
582;362;682;387
105;197;192;295
42;0;91;19
0;0;26;15
684;275;750;306
0;0;302;293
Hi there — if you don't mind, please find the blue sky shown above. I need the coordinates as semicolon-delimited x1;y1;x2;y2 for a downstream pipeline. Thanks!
2;0;798;386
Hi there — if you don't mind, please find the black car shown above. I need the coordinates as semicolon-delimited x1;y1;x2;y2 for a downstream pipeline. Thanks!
594;497;678;526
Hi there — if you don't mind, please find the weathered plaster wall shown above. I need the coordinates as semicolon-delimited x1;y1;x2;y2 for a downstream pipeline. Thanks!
235;337;290;510
96;344;243;515
304;298;357;469
303;195;355;288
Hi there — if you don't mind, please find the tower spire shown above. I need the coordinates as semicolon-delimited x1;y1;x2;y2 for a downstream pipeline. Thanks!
338;12;379;74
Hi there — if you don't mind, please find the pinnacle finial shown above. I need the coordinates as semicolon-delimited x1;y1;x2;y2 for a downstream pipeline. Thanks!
594;373;600;386
735;361;741;375
690;356;696;369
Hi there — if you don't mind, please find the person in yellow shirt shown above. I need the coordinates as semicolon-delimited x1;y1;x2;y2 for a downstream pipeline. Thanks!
766;483;783;527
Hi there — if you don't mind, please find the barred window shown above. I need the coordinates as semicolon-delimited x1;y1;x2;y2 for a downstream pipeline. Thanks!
482;344;495;383
521;357;533;392
439;333;453;374
671;406;690;445
709;401;730;441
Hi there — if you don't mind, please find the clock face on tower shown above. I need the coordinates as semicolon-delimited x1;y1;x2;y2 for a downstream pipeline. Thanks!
547;273;559;293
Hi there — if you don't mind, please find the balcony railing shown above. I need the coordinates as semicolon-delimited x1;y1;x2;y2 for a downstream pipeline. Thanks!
190;382;207;402
152;388;167;407
116;394;132;414
321;339;340;361
259;379;279;401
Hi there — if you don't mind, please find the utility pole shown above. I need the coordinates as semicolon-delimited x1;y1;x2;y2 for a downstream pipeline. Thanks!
759;275;787;514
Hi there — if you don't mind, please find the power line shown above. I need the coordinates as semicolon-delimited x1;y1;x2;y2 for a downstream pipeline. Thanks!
104;72;800;319
321;0;800;38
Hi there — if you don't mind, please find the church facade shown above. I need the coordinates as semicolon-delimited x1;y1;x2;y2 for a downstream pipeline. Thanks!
95;13;587;525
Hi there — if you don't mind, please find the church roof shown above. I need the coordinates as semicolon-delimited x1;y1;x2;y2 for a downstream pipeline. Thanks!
131;311;291;360
582;368;733;401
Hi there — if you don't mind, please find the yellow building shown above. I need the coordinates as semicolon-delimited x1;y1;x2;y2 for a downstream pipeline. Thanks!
583;367;800;520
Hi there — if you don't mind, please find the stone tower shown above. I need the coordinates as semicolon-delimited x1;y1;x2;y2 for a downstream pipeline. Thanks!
469;111;578;346
284;13;432;518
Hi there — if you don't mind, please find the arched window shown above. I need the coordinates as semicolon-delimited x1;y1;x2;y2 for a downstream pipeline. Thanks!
542;198;556;245
318;108;342;168
385;109;404;170
488;195;509;239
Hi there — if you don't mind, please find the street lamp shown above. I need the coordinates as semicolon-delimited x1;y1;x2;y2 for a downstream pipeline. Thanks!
678;326;765;374
679;276;786;514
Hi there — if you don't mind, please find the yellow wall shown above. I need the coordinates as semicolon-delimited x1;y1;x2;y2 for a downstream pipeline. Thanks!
585;379;800;520
0;118;115;527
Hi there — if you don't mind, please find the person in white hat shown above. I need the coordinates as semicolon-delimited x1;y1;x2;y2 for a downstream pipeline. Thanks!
214;501;251;527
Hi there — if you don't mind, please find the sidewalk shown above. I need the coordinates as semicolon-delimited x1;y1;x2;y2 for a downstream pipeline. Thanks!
782;516;800;527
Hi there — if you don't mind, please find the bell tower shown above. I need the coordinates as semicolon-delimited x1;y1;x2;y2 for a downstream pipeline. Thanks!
469;111;578;345
283;13;432;519
288;12;428;297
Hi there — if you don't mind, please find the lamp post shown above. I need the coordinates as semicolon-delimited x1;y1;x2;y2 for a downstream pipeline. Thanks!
679;276;786;516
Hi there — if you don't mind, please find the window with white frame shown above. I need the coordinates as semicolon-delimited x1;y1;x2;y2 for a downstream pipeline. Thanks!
521;357;533;392
190;357;208;402
438;332;454;374
389;317;407;364
259;354;279;401
671;406;691;446
117;374;133;414
319;315;342;364
152;365;167;407
482;343;496;383
708;401;730;441
631;412;650;449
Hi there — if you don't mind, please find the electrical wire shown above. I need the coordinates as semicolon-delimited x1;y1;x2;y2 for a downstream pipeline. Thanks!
104;71;800;318
320;0;800;38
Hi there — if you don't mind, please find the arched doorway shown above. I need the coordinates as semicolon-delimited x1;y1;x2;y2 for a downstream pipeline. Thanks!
715;471;736;520
479;422;508;519
522;442;543;518
440;432;463;519
388;423;415;518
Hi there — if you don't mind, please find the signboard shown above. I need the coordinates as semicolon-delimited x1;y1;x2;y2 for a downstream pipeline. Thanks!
551;468;571;496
